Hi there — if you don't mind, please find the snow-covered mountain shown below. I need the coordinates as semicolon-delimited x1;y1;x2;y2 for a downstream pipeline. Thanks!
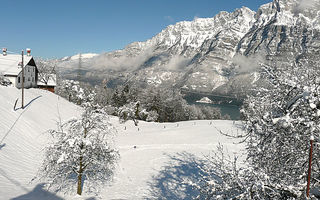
55;0;320;97
61;53;99;62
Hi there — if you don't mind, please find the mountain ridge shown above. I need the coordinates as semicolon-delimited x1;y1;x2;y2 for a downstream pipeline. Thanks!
53;0;320;97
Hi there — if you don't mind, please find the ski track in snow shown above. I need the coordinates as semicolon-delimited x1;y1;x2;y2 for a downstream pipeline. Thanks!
0;86;245;200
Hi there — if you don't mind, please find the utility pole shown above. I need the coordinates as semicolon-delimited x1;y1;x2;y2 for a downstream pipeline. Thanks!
21;50;24;109
77;53;82;82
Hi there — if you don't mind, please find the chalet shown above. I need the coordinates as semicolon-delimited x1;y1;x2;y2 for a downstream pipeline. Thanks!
0;48;38;88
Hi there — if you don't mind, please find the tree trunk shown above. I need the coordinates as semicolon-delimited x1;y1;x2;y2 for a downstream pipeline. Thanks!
77;129;87;195
77;156;83;195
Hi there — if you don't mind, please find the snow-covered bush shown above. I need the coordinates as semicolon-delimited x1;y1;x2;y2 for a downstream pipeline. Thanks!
186;104;222;120
146;110;159;122
118;101;140;126
56;79;97;107
38;108;119;195
0;75;11;86
241;61;320;198
191;144;300;200
190;144;246;199
192;60;320;199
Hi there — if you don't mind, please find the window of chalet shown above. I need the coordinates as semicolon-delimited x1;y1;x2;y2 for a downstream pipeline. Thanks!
18;77;20;83
28;77;30;82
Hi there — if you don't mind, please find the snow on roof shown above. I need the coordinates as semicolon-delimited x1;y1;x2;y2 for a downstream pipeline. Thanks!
0;54;33;76
37;74;57;86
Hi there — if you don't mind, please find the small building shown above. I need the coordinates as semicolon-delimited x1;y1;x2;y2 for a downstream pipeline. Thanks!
0;48;38;88
37;74;57;93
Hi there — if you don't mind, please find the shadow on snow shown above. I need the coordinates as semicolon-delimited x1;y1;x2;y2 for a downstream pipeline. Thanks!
11;183;98;200
0;95;42;149
147;151;207;200
11;184;63;200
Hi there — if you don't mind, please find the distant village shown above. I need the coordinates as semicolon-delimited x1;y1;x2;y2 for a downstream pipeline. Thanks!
0;48;56;92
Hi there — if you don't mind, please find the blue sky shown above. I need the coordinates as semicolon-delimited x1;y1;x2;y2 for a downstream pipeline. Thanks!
0;0;271;58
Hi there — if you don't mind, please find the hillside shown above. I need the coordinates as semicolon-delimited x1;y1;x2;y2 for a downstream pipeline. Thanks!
0;86;82;199
0;86;244;199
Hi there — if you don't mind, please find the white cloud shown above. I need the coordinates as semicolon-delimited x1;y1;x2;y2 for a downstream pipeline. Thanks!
164;16;174;22
163;55;190;71
296;0;319;10
232;52;266;73
87;47;155;71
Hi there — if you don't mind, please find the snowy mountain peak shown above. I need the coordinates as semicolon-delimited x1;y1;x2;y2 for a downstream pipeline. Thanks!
61;53;99;61
254;0;320;28
275;0;318;11
129;7;255;53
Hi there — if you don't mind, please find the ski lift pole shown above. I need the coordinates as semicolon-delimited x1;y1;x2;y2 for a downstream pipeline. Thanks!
306;135;314;197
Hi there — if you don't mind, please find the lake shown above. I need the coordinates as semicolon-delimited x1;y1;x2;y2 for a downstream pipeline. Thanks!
183;92;242;120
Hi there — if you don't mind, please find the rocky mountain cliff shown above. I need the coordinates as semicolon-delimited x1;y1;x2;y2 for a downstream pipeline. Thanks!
55;0;320;98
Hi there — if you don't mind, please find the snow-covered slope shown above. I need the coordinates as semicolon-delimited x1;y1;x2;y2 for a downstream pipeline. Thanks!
0;86;82;199
0;86;244;199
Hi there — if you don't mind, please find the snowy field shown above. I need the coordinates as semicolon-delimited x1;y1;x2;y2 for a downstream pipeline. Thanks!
0;86;245;200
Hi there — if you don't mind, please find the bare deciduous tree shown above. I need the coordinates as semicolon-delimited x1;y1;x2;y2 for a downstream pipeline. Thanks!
38;108;119;195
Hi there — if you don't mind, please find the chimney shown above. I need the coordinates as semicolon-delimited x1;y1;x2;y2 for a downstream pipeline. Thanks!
26;48;31;56
2;48;7;56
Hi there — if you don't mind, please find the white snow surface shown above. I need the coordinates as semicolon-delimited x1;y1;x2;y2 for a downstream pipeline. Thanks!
0;86;245;199
0;86;82;200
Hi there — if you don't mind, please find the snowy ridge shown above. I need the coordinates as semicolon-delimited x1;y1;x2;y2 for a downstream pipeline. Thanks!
129;7;255;52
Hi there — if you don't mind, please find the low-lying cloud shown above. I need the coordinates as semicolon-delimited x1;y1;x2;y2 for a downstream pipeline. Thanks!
232;52;266;73
88;47;155;71
163;55;190;71
296;0;319;10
